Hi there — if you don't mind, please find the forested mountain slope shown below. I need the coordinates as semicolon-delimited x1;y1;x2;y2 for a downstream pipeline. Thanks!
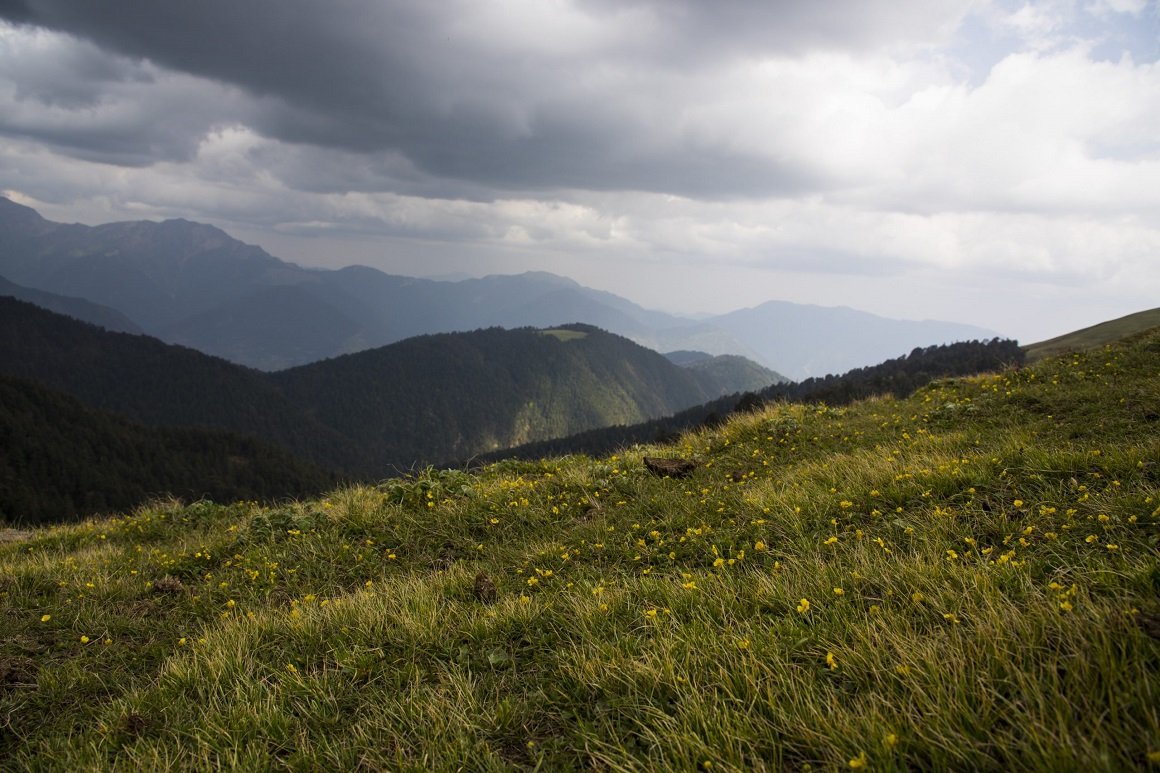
0;375;338;525
0;301;758;479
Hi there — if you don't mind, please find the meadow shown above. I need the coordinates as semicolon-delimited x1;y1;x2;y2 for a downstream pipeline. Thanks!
1;330;1158;770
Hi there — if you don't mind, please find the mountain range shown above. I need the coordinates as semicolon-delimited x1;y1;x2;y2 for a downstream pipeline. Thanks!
0;197;996;378
0;298;772;484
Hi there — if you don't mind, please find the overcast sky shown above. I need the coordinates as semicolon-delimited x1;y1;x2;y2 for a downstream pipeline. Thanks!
1;0;1157;343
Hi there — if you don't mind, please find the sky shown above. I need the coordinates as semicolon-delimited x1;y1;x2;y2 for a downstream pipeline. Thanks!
1;0;1157;343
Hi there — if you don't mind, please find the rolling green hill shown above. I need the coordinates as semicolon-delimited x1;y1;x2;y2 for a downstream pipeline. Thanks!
1;328;1156;769
270;324;729;470
0;300;758;483
671;351;787;394
1023;307;1160;362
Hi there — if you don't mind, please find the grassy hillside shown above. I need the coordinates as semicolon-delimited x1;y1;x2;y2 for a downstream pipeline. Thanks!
1;331;1157;769
1024;307;1160;362
486;338;1024;464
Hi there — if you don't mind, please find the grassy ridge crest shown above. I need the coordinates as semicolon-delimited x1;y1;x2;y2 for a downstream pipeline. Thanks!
1023;307;1160;362
1;330;1158;769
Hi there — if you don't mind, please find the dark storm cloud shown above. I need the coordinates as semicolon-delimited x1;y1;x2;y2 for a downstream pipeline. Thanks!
0;28;251;167
0;0;965;197
576;0;967;58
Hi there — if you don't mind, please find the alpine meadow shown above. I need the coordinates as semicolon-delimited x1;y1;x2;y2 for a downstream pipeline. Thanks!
2;1;1159;770
2;326;1157;770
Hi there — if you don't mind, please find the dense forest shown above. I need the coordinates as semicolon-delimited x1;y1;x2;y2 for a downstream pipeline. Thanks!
0;296;360;471
759;338;1025;404
0;376;339;525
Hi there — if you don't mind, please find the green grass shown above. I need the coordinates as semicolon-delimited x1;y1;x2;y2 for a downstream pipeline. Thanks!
1023;307;1160;362
2;331;1159;770
538;328;589;342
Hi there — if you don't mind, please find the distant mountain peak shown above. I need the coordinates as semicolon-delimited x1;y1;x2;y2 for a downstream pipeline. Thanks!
486;270;580;287
1;199;1003;377
0;196;52;231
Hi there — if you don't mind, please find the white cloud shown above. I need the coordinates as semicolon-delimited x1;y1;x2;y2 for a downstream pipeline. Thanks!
0;2;1157;345
1086;0;1149;17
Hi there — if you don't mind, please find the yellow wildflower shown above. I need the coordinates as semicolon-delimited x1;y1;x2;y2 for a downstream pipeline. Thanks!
833;587;845;596
40;614;51;623
849;751;867;768
797;598;810;614
826;651;838;670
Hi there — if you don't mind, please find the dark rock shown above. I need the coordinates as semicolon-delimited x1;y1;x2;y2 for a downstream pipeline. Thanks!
152;575;184;594
1136;611;1160;641
643;456;697;479
473;572;497;604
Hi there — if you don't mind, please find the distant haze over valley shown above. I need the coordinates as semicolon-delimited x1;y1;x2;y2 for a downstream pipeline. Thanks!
0;198;997;380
